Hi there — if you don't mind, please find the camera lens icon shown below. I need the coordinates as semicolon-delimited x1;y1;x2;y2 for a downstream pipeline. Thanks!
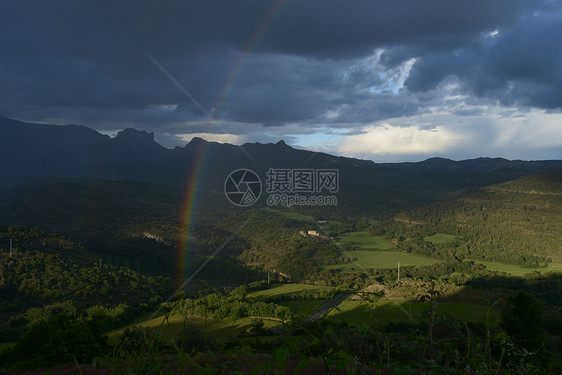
224;169;262;207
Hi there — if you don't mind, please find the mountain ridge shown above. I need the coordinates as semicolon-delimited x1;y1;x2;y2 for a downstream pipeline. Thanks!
2;115;561;218
4;115;562;176
380;156;562;174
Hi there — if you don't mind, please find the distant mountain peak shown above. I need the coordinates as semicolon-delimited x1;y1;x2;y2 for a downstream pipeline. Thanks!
114;128;155;143
263;140;292;149
187;137;207;145
424;157;453;162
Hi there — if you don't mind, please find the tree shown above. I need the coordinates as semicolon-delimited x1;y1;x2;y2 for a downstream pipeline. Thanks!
1;313;108;369
499;291;549;371
417;281;442;360
500;291;546;351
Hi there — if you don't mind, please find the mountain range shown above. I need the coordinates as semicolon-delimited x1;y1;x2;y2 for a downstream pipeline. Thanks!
4;117;562;188
2;114;562;227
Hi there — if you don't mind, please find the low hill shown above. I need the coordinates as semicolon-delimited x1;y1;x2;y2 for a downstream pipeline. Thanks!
382;156;562;174
0;224;172;340
0;178;184;274
373;168;562;265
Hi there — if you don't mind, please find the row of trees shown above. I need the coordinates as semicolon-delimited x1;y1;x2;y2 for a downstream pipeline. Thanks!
168;293;292;324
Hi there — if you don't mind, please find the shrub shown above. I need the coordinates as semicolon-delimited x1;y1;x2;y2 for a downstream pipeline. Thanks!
0;313;108;370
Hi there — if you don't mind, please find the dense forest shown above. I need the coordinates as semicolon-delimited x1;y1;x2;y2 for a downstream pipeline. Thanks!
366;169;562;267
0;225;172;344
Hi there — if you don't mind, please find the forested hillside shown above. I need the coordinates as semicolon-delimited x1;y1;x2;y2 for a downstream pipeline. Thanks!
0;225;172;343
369;169;562;265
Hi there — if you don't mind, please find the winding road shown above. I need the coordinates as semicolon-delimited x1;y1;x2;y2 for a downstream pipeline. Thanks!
304;292;353;322
271;292;354;334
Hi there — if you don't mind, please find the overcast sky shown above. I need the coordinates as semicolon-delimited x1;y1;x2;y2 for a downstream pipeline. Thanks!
1;0;561;162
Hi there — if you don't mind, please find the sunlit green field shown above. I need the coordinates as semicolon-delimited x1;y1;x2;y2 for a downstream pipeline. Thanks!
424;233;457;244
108;284;331;341
265;208;346;230
470;260;562;276
335;231;395;250
247;283;334;299
278;300;324;317
109;297;502;343
107;313;281;342
327;299;500;326
547;263;562;272
324;250;438;270
264;208;315;222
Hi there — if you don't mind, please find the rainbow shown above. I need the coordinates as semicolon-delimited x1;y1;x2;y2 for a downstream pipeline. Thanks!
213;0;288;118
175;138;208;285
175;0;289;286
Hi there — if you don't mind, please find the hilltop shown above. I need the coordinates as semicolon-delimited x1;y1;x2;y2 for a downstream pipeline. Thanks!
370;168;562;265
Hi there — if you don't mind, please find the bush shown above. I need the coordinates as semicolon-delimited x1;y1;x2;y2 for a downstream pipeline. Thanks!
500;291;546;351
500;291;550;371
0;313;108;370
115;323;215;355
116;326;158;353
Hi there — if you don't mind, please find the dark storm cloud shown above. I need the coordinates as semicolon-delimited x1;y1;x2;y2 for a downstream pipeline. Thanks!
402;7;562;109
258;0;530;57
0;0;560;138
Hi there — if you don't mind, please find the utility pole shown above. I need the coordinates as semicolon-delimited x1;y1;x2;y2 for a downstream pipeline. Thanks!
9;239;13;257
267;273;270;287
99;258;102;269
397;262;400;280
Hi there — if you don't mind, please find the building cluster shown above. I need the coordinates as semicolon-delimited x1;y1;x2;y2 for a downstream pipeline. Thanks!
299;230;331;240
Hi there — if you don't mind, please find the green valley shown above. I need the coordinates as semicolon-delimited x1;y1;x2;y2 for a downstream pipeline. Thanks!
1;164;561;374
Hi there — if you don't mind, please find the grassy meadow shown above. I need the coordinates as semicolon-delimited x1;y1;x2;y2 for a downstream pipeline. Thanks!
424;233;457;244
326;299;500;326
264;208;315;223
335;231;395;250
469;260;562;276
107;313;282;343
246;283;335;299
324;250;438;270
